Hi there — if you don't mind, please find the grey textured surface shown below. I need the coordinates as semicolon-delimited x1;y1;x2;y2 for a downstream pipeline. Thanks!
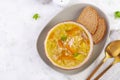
0;0;120;80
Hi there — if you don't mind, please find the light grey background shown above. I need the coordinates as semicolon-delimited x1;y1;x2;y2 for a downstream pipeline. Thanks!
0;0;120;80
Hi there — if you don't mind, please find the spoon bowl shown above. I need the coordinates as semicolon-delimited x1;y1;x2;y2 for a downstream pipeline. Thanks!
94;40;120;80
87;40;120;80
106;40;120;57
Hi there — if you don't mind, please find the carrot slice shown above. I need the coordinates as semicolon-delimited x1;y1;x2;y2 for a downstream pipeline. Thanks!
65;44;75;54
58;40;64;47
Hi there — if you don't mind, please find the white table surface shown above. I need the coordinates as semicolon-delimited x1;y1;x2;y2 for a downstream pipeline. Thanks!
0;0;120;80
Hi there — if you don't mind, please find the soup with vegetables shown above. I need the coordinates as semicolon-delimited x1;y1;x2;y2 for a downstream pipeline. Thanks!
45;22;91;69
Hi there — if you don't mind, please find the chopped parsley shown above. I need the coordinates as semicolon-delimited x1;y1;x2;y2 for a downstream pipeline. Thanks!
115;11;120;18
33;13;40;20
61;35;67;41
73;53;79;57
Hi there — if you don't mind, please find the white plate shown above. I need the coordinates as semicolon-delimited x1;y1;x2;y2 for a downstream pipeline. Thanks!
37;3;110;74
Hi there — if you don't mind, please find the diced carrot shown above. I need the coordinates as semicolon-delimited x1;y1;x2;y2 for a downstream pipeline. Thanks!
57;51;75;61
65;44;75;54
58;40;64;47
66;27;80;35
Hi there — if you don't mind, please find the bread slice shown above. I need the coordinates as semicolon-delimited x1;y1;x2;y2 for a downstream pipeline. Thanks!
92;18;106;44
77;6;99;34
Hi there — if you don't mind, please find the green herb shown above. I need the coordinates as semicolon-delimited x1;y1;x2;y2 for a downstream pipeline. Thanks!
33;13;40;20
73;53;79;57
115;11;120;18
61;35;67;41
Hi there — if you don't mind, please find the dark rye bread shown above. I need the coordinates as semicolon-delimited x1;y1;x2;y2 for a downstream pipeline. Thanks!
92;18;106;44
77;6;99;34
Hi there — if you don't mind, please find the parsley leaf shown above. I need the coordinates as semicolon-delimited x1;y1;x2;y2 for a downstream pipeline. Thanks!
33;13;40;20
73;53;79;57
61;35;67;41
115;11;120;18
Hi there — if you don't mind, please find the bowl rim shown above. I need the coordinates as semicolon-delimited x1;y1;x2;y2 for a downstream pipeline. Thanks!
44;21;93;70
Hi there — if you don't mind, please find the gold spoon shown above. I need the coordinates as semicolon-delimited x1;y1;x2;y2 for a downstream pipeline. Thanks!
94;40;120;80
87;40;120;80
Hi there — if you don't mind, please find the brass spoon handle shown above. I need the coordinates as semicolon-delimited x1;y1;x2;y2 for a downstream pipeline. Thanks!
87;61;104;80
94;64;113;80
94;56;120;80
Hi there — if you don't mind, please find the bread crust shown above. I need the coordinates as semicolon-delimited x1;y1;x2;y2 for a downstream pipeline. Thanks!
77;6;99;34
92;18;106;44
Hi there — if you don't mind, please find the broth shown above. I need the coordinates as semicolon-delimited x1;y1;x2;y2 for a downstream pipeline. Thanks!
45;22;90;69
